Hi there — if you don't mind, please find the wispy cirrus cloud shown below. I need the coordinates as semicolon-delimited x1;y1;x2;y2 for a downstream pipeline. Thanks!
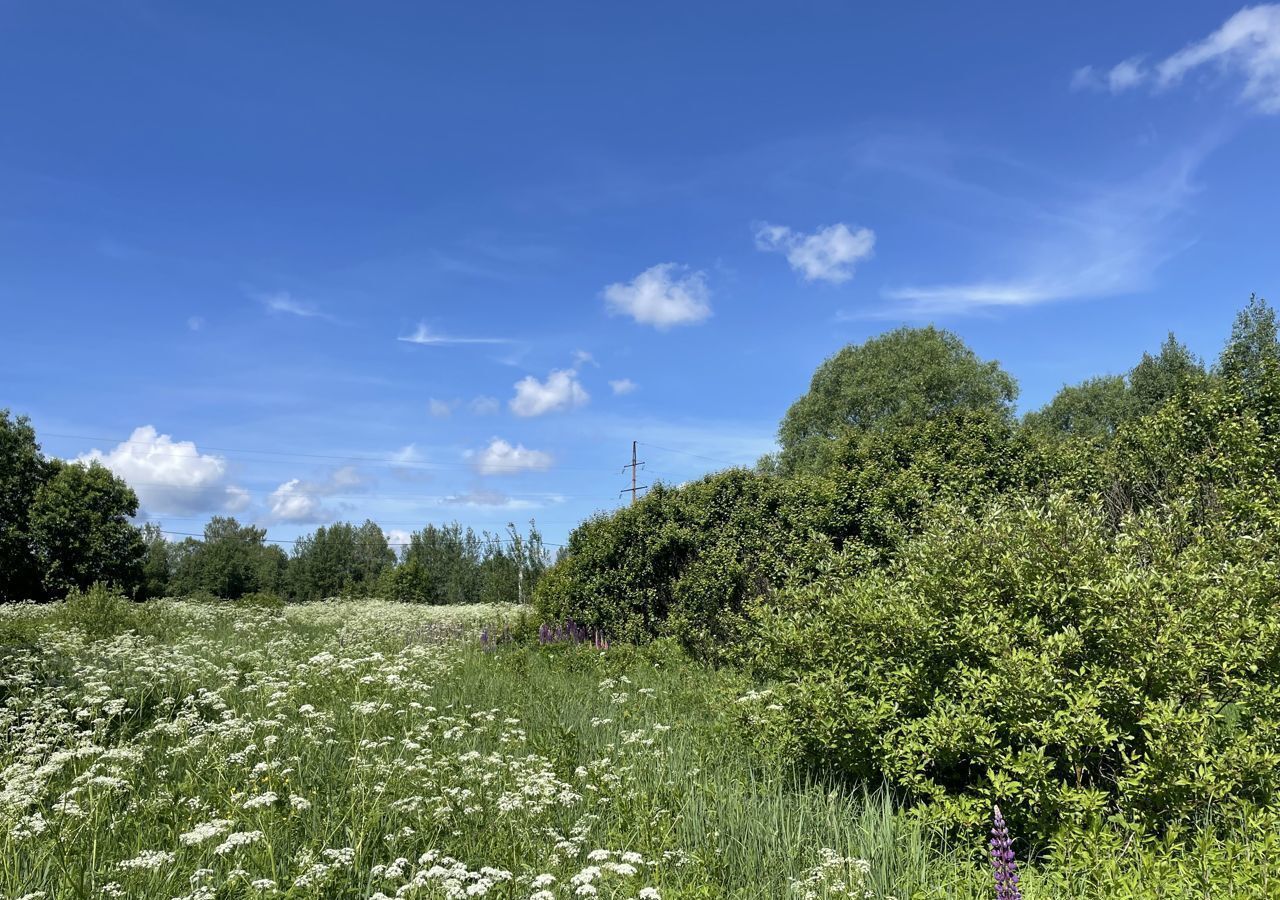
877;142;1210;317
1073;5;1280;114
255;290;339;322
398;323;512;345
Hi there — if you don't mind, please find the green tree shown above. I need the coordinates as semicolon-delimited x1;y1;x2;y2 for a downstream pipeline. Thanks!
1025;333;1205;444
1024;375;1129;442
28;460;145;597
1127;332;1206;418
0;410;49;602
288;519;395;600
1219;294;1278;388
139;523;172;599
776;326;1018;474
1218;295;1280;430
170;517;283;599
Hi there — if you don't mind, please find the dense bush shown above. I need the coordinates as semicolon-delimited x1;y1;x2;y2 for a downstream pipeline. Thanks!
534;469;825;649
745;490;1280;838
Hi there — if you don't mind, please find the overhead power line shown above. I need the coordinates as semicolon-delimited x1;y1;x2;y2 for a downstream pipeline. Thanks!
638;442;749;468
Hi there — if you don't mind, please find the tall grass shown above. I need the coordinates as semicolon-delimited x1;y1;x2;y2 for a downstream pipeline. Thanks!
0;599;956;899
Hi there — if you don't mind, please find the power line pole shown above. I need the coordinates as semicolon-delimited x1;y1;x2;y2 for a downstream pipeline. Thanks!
620;440;648;505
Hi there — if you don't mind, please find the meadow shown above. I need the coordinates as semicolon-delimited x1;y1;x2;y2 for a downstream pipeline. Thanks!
5;595;1279;900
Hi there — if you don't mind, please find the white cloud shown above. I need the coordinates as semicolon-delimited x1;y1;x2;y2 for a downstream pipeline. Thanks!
1079;5;1280;113
428;398;454;418
77;426;247;516
390;444;421;465
879;144;1206;316
609;378;638;395
187;316;204;332
754;222;876;284
443;489;539;509
602;263;711;328
466;438;553;475
398;323;510;345
257;291;333;320
572;349;597;367
1109;57;1148;92
384;528;412;548
510;368;589;417
265;466;368;524
470;395;500;415
267;480;324;524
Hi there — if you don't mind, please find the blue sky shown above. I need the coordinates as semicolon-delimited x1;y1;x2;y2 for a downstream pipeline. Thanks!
3;2;1278;548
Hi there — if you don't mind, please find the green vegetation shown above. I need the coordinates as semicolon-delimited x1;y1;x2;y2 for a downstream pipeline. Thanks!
536;297;1280;859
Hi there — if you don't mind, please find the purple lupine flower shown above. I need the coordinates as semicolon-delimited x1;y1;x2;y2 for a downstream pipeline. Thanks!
989;805;1022;900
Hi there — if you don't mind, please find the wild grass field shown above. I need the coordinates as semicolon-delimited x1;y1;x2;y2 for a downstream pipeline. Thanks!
4;595;1279;900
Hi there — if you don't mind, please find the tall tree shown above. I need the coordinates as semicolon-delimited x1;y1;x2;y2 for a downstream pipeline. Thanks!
1219;294;1280;412
139;523;173;599
0;410;49;602
1128;332;1206;418
1024;375;1130;442
28;460;145;598
170;517;283;599
775;326;1018;475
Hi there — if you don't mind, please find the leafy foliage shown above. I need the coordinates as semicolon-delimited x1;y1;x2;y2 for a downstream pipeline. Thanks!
775;326;1018;475
0;411;50;602
169;517;287;600
28;460;145;598
286;519;395;600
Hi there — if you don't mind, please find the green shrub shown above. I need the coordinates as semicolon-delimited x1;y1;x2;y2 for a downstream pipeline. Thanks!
53;582;142;637
534;469;824;651
234;590;285;613
745;492;1280;840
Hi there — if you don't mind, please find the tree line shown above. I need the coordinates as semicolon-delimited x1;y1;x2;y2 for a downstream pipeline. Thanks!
0;416;548;604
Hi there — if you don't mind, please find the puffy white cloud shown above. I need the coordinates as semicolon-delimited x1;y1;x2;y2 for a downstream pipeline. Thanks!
602;263;711;329
470;395;500;415
466;438;553;475
77;426;247;516
265;466;368;524
510;368;589;417
267;479;323;524
1079;5;1280;113
755;222;876;283
609;378;638;395
384;528;412;549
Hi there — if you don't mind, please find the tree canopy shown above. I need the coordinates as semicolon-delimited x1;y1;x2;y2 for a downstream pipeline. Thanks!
775;326;1018;475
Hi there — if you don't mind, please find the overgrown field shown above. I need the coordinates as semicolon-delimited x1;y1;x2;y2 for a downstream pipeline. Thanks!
1;598;951;900
5;598;1279;900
